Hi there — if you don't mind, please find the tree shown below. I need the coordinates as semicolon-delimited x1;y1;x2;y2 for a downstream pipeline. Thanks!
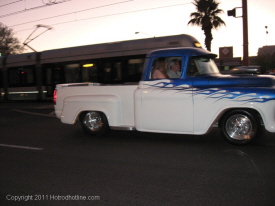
188;0;225;51
0;22;25;56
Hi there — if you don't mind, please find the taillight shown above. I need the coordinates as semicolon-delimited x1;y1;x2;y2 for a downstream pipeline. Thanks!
53;89;57;103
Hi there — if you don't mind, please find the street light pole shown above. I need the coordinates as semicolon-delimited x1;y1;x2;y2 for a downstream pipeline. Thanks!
228;0;249;66
242;0;249;66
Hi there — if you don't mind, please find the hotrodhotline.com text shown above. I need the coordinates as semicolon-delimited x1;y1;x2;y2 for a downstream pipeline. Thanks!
6;194;100;201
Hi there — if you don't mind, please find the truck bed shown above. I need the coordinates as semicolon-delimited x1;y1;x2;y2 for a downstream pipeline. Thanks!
55;83;138;127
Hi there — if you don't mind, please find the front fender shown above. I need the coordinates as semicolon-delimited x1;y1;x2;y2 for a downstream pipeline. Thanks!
60;95;121;126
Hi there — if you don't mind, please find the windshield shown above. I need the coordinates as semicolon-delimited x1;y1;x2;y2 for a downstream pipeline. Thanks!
187;56;220;77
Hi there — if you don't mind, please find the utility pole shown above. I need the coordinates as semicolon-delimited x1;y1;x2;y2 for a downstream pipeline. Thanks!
242;0;249;66
227;0;249;66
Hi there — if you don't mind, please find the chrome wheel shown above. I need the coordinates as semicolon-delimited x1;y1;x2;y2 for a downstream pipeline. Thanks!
225;114;253;140
80;111;109;136
220;110;259;145
83;111;103;131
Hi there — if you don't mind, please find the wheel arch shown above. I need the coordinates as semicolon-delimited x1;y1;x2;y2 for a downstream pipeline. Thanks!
217;107;263;128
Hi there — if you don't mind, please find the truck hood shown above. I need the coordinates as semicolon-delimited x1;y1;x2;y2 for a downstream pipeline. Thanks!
206;74;275;87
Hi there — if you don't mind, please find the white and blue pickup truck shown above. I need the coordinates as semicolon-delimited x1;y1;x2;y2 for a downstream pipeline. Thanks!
54;47;275;145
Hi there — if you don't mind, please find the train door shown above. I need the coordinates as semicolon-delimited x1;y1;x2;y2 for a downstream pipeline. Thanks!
43;64;65;98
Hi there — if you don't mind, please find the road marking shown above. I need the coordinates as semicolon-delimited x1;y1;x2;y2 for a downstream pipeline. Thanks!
0;144;44;151
11;109;56;118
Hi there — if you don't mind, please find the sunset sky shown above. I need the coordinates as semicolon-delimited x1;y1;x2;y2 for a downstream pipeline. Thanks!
0;0;274;57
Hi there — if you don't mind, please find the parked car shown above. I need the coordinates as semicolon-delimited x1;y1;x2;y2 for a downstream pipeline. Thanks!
221;65;261;75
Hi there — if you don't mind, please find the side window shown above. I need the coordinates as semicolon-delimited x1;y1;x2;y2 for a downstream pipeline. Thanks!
150;56;182;79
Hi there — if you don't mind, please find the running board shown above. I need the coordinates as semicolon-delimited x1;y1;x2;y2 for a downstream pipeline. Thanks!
110;126;136;131
111;124;218;131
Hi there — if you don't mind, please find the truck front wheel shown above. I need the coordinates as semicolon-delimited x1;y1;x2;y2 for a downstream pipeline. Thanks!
79;111;109;136
220;109;260;145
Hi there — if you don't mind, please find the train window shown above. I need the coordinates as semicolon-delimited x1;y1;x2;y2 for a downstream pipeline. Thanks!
125;58;144;82
103;62;112;83
8;66;35;86
102;61;122;83
43;64;65;85
64;63;81;83
114;62;122;82
82;62;98;82
128;59;144;74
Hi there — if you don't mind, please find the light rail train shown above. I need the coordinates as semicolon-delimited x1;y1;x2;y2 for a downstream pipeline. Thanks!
0;34;201;101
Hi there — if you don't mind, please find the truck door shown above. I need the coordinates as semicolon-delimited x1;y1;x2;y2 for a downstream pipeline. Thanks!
135;56;194;133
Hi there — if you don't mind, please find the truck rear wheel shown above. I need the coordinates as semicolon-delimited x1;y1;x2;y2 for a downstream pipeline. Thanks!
220;109;259;145
79;111;109;136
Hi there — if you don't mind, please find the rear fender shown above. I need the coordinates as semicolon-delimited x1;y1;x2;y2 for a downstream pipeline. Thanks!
60;95;121;125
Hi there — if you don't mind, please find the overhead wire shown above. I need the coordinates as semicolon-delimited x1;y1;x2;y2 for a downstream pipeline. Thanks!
12;2;191;33
0;0;71;18
0;0;23;8
9;0;133;28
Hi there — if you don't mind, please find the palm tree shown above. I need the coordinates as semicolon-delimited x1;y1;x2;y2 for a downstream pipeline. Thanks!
188;0;225;51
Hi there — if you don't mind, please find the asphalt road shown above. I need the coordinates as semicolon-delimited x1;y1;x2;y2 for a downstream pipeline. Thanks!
0;102;275;206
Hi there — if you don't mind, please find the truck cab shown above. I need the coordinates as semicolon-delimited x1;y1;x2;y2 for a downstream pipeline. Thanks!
135;47;220;134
